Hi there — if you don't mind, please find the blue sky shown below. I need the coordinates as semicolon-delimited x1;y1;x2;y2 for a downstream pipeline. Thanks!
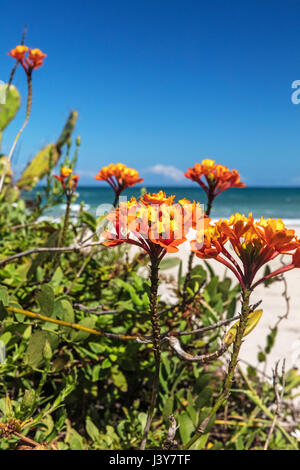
1;0;300;186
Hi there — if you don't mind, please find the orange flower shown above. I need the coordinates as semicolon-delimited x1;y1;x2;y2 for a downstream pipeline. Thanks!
53;167;78;193
95;163;143;202
60;167;73;178
25;48;47;69
8;45;46;71
191;213;300;289
69;174;79;192
185;159;245;201
8;45;28;61
102;192;207;261
142;190;175;206
293;247;300;268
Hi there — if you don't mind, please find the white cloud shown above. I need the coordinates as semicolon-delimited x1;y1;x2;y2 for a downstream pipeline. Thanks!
145;164;185;182
76;169;98;178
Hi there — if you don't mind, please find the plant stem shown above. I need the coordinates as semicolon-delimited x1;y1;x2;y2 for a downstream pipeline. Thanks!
140;256;161;450
0;71;32;193
14;431;40;448
182;251;195;305
185;288;251;449
182;191;214;305
59;194;72;248
53;194;71;270
6;305;142;341
113;190;121;208
206;191;214;218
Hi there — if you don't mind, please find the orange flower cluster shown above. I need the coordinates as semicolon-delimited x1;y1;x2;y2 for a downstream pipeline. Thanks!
102;191;207;260
53;167;79;194
185;159;245;199
191;213;300;289
8;45;28;61
95;163;143;199
8;45;47;71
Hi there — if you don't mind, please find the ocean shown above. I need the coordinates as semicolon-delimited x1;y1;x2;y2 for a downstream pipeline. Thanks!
35;186;300;226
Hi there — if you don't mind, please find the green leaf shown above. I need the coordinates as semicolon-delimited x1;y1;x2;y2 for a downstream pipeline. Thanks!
159;257;181;270
162;395;174;421
21;389;36;413
79;212;97;231
40;415;54;438
89;342;106;354
92;364;101;381
27;231;60;279
86;417;100;442
54;299;74;323
235;435;245;450
0;286;9;306
43;339;52;360
193;433;209;450
204;261;215;279
36;285;55;316
111;367;128;392
115;279;142;306
0;331;12;345
265;327;277;354
0;84;21;131
17;144;60;190
178;260;183;287
263;264;277;287
52;354;69;372
138;412;147;430
178;413;195;445
70;317;95;342
101;358;111;369
69;435;84;450
225;309;263;345
50;267;63;285
205;276;219;300
188;265;207;291
25;331;50;367
55;110;78;150
257;351;266;362
16;111;78;190
23;325;32;341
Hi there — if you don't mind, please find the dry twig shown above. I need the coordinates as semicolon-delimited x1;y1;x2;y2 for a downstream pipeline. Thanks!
163;415;179;450
264;359;286;450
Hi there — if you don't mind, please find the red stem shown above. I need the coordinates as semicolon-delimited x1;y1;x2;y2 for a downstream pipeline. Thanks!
251;263;295;290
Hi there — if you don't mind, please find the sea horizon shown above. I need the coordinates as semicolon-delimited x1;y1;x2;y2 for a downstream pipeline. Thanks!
29;186;300;224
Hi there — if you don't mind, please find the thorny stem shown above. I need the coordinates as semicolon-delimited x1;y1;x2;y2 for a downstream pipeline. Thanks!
140;256;161;450
185;288;251;449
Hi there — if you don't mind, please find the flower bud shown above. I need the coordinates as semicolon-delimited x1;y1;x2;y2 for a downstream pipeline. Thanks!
43;340;52;361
